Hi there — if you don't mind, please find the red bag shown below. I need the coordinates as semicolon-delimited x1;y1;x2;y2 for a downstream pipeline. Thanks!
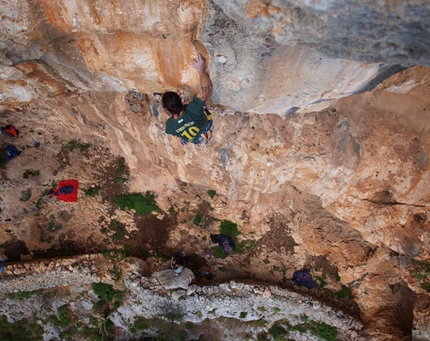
57;179;79;202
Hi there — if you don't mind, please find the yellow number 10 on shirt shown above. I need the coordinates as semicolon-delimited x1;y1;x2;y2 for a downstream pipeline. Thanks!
181;126;200;141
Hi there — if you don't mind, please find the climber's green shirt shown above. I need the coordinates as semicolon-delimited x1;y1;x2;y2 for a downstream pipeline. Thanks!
165;95;212;142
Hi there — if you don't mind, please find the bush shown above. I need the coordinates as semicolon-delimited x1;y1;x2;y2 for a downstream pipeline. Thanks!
269;322;287;340
211;246;229;259
308;321;338;341
114;191;160;215
336;284;354;300
220;220;240;238
0;315;43;341
91;283;124;303
84;186;100;196
207;190;217;198
116;157;126;173
193;213;203;225
65;139;91;152
57;304;71;328
20;188;32;202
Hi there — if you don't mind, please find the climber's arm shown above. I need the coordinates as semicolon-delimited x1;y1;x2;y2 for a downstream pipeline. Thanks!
191;54;213;102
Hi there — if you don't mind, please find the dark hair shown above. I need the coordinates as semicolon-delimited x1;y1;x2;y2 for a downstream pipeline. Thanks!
162;92;183;115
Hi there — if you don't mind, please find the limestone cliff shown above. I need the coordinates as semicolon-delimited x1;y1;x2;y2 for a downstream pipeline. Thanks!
0;1;429;340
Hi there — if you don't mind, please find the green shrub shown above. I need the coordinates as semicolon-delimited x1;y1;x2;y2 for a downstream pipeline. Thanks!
211;246;229;259
84;186;100;196
269;322;287;340
116;157;126;174
8;289;43;300
308;320;338;341
288;323;307;333
48;221;56;231
411;271;426;281
315;276;327;288
65;139;91;152
20;188;32;202
239;312;248;319
0;315;43;341
91;283;124;303
115;177;127;184
57;304;71;328
421;282;430;292
114;191;160;215
208;190;217;198
250;319;268;328
220;220;240;238
131;316;150;332
235;239;256;253
193;213;203;225
336;284;354;300
111;230;123;241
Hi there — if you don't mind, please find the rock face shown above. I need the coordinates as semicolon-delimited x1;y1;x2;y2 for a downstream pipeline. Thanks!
0;1;430;340
213;0;430;67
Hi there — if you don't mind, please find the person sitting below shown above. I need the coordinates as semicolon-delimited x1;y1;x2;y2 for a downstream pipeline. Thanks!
163;53;213;146
170;252;186;275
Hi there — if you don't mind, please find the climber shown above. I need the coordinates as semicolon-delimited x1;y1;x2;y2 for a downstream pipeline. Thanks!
163;53;213;146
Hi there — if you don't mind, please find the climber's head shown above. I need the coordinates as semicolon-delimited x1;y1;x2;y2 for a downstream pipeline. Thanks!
162;92;183;117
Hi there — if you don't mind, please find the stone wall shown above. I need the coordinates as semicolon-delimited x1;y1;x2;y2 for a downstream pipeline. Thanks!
0;254;364;340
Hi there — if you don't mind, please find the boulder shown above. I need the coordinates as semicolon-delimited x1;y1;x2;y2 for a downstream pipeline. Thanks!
152;262;195;290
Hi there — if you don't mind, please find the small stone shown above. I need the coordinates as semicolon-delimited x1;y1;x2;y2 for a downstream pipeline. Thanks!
187;285;197;296
20;254;32;261
263;288;271;298
172;289;187;301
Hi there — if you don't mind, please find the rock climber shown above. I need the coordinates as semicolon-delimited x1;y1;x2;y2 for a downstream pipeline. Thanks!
163;53;213;146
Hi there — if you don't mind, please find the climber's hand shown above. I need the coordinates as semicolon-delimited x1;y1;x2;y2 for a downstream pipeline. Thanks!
191;53;205;72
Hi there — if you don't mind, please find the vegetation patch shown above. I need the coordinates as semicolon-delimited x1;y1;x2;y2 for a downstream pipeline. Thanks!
7;289;43;300
410;259;430;292
130;316;150;332
211;246;229;259
114;191;160;215
220;219;241;239
115;176;128;184
208;189;217;198
315;276;328;288
91;282;125;304
55;304;72;328
0;315;43;341
193;213;203;225
20;188;32;202
269;318;338;341
116;157;126;174
64;139;91;152
84;186;100;196
307;320;338;341
335;284;354;300
269;322;287;340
